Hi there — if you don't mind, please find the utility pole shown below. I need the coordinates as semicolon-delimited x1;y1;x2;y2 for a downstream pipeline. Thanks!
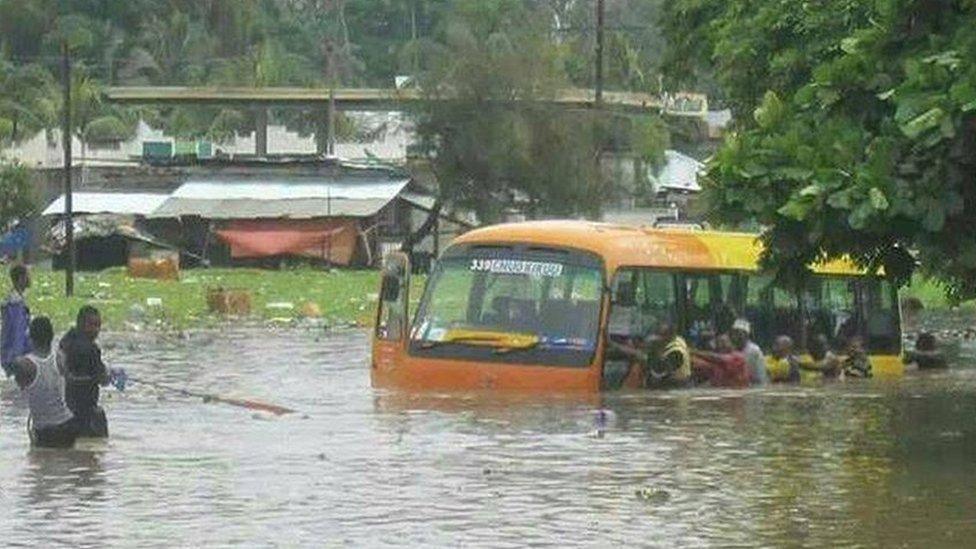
61;41;75;297
255;107;268;156
595;0;605;106
327;89;336;156
325;41;337;156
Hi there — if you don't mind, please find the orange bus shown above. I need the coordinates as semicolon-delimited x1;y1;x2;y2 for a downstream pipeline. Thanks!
371;221;903;392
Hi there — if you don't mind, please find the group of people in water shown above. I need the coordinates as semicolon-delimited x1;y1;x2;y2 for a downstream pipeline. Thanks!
610;316;887;390
1;265;120;448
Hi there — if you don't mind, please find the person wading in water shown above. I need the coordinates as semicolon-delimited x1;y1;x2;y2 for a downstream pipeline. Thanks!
60;306;111;438
2;264;32;378
12;317;79;448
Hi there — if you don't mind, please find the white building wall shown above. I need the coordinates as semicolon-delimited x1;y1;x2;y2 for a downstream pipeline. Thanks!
1;113;411;167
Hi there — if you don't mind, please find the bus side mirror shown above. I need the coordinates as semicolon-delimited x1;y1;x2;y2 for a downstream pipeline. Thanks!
381;275;401;302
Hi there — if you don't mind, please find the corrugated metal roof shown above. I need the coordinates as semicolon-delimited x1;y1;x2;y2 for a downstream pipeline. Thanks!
171;178;409;200
152;197;392;219
42;192;170;216
649;150;703;192
153;178;410;219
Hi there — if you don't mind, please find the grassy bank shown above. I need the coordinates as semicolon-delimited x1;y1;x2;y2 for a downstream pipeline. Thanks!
22;267;424;332
16;267;969;334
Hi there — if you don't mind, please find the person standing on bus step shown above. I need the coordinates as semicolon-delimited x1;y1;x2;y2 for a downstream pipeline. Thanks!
648;322;691;388
730;319;768;386
610;321;691;389
60;306;111;437
12;317;79;448
1;264;31;378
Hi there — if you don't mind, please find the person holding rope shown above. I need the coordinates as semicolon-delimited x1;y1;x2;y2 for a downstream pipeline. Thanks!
60;306;113;438
12;317;79;448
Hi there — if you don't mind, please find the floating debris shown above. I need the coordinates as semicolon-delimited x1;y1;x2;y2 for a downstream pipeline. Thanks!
635;487;671;504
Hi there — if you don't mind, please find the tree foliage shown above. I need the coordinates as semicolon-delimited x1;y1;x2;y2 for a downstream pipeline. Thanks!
663;0;976;300
0;161;36;230
0;1;671;221
0;1;673;144
412;0;635;222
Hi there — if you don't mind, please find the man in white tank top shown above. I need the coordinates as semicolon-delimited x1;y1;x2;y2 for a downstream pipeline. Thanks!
12;316;79;448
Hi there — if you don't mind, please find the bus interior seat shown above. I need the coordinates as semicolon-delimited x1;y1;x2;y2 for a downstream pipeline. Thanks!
509;299;539;331
575;301;600;339
540;300;578;337
482;296;511;326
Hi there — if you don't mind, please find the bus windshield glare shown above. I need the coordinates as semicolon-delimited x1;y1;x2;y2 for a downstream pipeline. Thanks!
410;246;603;367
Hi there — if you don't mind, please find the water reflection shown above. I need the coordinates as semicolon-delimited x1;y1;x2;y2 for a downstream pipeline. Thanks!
0;328;975;546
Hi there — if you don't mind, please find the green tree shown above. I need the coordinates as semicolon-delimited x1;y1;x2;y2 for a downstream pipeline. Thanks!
0;61;58;143
64;70;136;154
663;0;976;299
542;0;667;92
412;0;611;222
0;161;36;230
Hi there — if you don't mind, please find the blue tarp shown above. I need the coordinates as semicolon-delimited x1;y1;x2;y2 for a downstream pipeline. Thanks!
0;226;30;257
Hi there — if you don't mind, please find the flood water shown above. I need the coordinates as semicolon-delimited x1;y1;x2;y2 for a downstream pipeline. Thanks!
2;327;976;547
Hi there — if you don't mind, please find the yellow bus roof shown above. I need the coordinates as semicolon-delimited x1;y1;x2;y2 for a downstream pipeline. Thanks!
450;220;865;275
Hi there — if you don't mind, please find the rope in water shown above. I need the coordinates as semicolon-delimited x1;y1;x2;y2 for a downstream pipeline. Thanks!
127;376;296;416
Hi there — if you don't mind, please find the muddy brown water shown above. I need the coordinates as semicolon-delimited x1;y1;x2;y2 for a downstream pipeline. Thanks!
1;326;976;547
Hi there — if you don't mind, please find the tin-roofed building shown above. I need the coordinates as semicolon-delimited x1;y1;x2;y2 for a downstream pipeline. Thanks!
154;175;414;266
37;157;475;269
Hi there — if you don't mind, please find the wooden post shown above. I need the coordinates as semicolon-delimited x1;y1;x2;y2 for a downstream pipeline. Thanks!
255;107;268;156
61;42;75;297
433;215;440;258
327;89;336;155
325;42;337;156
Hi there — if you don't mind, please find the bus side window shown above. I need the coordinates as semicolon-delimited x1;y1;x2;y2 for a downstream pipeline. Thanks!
637;270;678;335
776;286;800;338
714;274;739;335
828;277;858;343
608;270;640;339
744;275;778;349
683;275;709;345
608;269;677;340
862;278;901;354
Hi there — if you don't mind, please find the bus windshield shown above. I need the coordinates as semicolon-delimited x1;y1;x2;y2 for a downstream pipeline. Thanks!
410;246;604;367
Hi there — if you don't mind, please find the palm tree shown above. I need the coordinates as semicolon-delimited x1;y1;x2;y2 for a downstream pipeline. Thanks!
0;61;58;143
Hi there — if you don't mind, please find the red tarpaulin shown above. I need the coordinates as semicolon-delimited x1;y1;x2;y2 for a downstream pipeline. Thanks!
216;219;359;264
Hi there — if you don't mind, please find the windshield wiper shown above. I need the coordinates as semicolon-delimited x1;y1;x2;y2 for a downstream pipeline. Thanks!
417;330;539;351
491;339;540;354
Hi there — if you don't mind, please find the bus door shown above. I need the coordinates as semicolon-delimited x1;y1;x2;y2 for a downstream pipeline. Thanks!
602;268;679;390
373;253;410;370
